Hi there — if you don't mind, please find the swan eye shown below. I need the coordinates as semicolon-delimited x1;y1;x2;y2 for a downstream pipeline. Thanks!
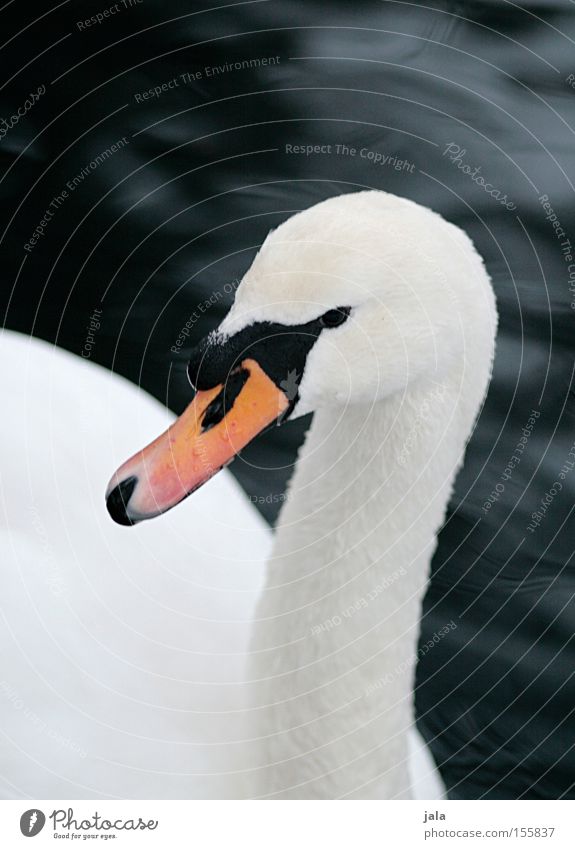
320;307;351;328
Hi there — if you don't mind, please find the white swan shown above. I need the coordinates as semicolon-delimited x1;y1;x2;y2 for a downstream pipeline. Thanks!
107;190;497;799
0;286;440;793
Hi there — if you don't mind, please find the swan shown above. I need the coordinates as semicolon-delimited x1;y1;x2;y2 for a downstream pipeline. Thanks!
0;301;439;794
107;190;497;799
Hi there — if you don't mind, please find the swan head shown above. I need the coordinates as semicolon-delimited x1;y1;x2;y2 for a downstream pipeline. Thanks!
106;190;496;525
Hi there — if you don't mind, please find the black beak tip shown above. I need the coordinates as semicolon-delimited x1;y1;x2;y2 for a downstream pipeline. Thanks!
106;476;138;526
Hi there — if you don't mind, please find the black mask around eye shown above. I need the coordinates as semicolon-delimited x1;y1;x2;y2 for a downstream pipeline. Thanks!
187;307;352;396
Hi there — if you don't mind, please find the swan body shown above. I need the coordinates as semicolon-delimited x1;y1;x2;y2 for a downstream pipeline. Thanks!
108;190;497;799
0;331;270;798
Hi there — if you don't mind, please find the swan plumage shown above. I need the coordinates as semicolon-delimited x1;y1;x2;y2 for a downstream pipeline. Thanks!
1;327;440;798
0;330;269;798
107;190;496;798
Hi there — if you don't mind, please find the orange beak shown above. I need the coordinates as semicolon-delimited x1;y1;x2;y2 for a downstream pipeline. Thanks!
106;358;289;524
